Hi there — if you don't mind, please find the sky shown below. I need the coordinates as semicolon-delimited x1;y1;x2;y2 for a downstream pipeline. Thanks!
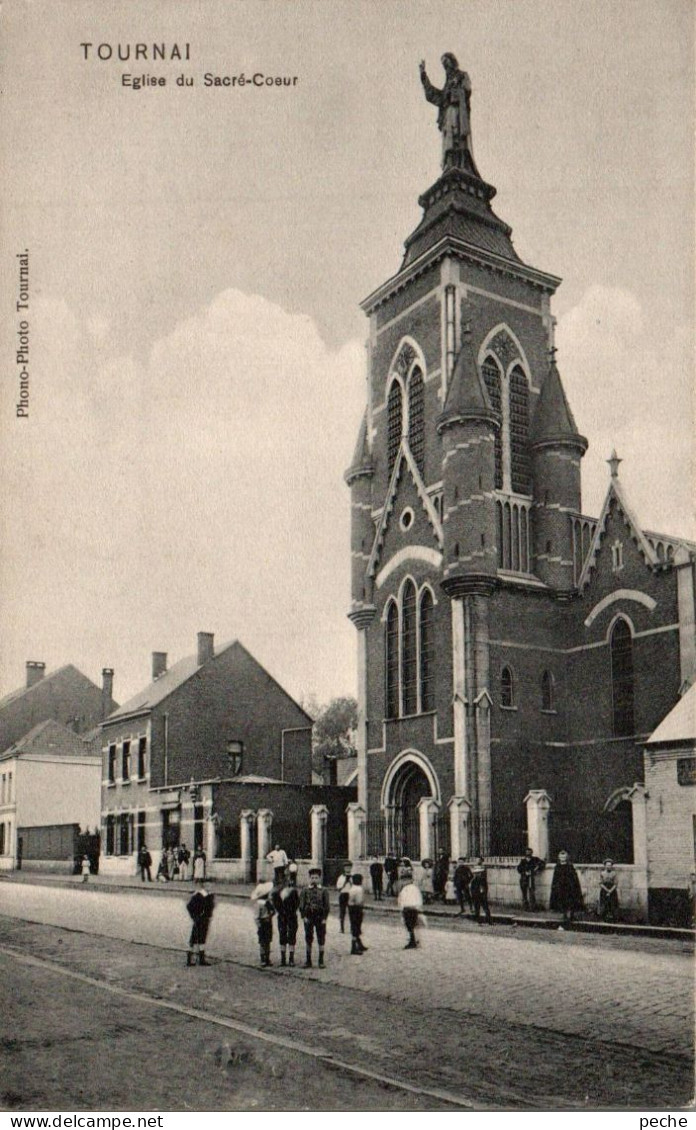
0;0;693;708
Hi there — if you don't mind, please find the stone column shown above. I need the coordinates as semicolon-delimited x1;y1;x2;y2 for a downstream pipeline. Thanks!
524;790;552;859
383;804;396;855
626;783;648;871
310;804;329;870
239;810;256;882
448;795;472;860
348;608;375;811
417;797;440;861
346;802;366;862
675;548;696;686
474;688;493;852
257;808;273;868
206;811;219;861
451;597;468;796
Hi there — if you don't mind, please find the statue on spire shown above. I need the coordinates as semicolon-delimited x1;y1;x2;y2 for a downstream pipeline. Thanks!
419;53;473;170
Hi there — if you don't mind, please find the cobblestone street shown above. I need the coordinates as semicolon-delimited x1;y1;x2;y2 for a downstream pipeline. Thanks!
0;880;692;1109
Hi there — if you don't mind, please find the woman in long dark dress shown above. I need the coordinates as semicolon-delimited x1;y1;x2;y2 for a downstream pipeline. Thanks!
549;850;583;926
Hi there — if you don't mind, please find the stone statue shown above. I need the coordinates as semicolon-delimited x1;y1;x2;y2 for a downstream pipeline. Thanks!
419;54;473;169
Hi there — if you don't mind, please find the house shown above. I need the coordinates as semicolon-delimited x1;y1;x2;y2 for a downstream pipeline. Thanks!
345;64;696;875
0;662;117;753
100;633;318;875
0;719;101;871
643;682;696;924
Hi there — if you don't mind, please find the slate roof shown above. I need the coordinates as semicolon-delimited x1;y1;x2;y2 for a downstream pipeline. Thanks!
2;719;97;759
531;359;587;449
106;639;313;725
0;664;75;711
345;411;374;482
646;682;696;746
438;329;498;429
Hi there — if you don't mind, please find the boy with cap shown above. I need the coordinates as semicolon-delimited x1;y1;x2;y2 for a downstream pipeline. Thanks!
347;873;368;954
299;866;330;968
335;862;353;933
397;868;423;949
251;879;276;966
186;882;215;966
273;867;300;966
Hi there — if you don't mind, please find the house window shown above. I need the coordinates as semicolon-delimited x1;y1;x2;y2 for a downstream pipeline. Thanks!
401;580;418;716
419;588;435;712
227;740;243;775
387;381;403;476
408;368;425;476
509;366;530;494
136;811;146;851
105;815;115;855
122;740;131;782
137;737;147;779
119;813;133;855
7;772;11;801
611;619;635;736
541;670;554;712
501;666;515;708
108;745;116;783
0;824;5;855
482;356;503;488
1;774;5;804
385;601;400;720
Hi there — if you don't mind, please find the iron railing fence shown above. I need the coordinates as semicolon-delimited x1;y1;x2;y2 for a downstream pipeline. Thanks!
548;807;633;864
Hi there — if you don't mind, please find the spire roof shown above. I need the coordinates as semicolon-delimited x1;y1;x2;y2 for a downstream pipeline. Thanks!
344;412;374;485
437;328;499;432
531;355;587;451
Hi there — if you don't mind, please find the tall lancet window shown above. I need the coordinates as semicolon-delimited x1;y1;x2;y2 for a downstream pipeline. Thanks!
482;356;503;488
408;368;425;477
401;580;418;716
611;619;635;736
419;588;435;712
385;601;399;720
509;366;530;494
387;381;403;477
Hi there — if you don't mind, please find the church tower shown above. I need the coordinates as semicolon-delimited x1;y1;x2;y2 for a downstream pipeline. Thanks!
347;54;586;858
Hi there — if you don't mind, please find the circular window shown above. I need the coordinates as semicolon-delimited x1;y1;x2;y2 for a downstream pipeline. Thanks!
400;507;414;531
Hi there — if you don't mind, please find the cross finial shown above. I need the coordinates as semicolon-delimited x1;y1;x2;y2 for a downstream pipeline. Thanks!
548;345;558;364
607;449;622;479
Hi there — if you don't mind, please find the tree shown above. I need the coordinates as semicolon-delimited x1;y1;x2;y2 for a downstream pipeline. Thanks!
302;695;358;781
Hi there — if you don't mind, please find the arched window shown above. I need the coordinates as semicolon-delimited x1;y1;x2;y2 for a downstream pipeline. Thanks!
385;602;399;720
419;588;435;712
401;580;418;715
496;501;504;567
408;368;425;477
611;619;635;736
541;670;554;712
501;666;514;708
387;381;403;476
482;356;503;488
509;366;530;494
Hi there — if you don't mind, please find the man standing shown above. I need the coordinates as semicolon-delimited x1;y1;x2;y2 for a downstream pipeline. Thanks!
517;848;545;911
336;862;353;933
138;844;152;882
470;857;492;925
433;849;450;902
178;843;191;883
369;858;384;901
299;866;330;968
384;853;398;897
549;850;584;927
266;843;288;882
185;882;215;966
453;857;473;915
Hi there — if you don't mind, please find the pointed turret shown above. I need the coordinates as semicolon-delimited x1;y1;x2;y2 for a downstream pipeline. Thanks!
438;327;500;598
531;351;588;591
345;412;376;617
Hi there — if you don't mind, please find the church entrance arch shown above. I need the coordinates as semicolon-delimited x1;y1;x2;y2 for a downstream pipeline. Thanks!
383;752;439;860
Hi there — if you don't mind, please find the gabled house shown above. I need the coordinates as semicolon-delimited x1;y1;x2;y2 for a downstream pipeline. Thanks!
0;662;117;753
0;719;101;871
100;633;314;874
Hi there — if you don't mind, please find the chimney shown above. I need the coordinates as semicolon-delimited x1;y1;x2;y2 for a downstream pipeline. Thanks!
152;652;168;680
197;632;215;665
26;661;46;688
101;668;114;721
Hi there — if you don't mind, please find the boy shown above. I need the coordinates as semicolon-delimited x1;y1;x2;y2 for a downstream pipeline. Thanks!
347;873;367;954
397;871;423;949
251;879;276;966
299;866;330;968
186;882;215;966
273;869;300;966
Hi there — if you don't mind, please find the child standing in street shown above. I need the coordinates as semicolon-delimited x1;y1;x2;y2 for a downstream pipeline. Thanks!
80;856;91;883
397;871;423;949
186;882;215;966
252;880;276;967
347;873;367;954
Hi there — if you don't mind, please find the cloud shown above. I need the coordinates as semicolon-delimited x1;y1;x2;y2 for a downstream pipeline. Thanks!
0;290;365;704
556;285;694;539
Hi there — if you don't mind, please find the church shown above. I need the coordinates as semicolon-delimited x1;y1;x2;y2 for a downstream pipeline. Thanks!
345;56;696;870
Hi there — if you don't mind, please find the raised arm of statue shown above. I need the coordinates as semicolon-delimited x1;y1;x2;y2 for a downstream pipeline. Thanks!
419;60;442;107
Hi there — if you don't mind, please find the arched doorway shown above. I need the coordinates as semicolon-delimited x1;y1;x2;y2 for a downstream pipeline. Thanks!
390;761;432;859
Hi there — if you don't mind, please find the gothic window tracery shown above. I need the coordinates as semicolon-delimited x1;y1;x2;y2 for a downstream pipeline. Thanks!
383;581;435;719
401;580;418;716
509;366;530;494
387;381;403;476
408;367;425;476
419;588;435;712
611;618;635;737
385;601;399;720
482;355;503;488
501;665;515;708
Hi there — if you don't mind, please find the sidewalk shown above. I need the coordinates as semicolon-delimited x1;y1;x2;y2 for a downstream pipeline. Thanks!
3;869;693;942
